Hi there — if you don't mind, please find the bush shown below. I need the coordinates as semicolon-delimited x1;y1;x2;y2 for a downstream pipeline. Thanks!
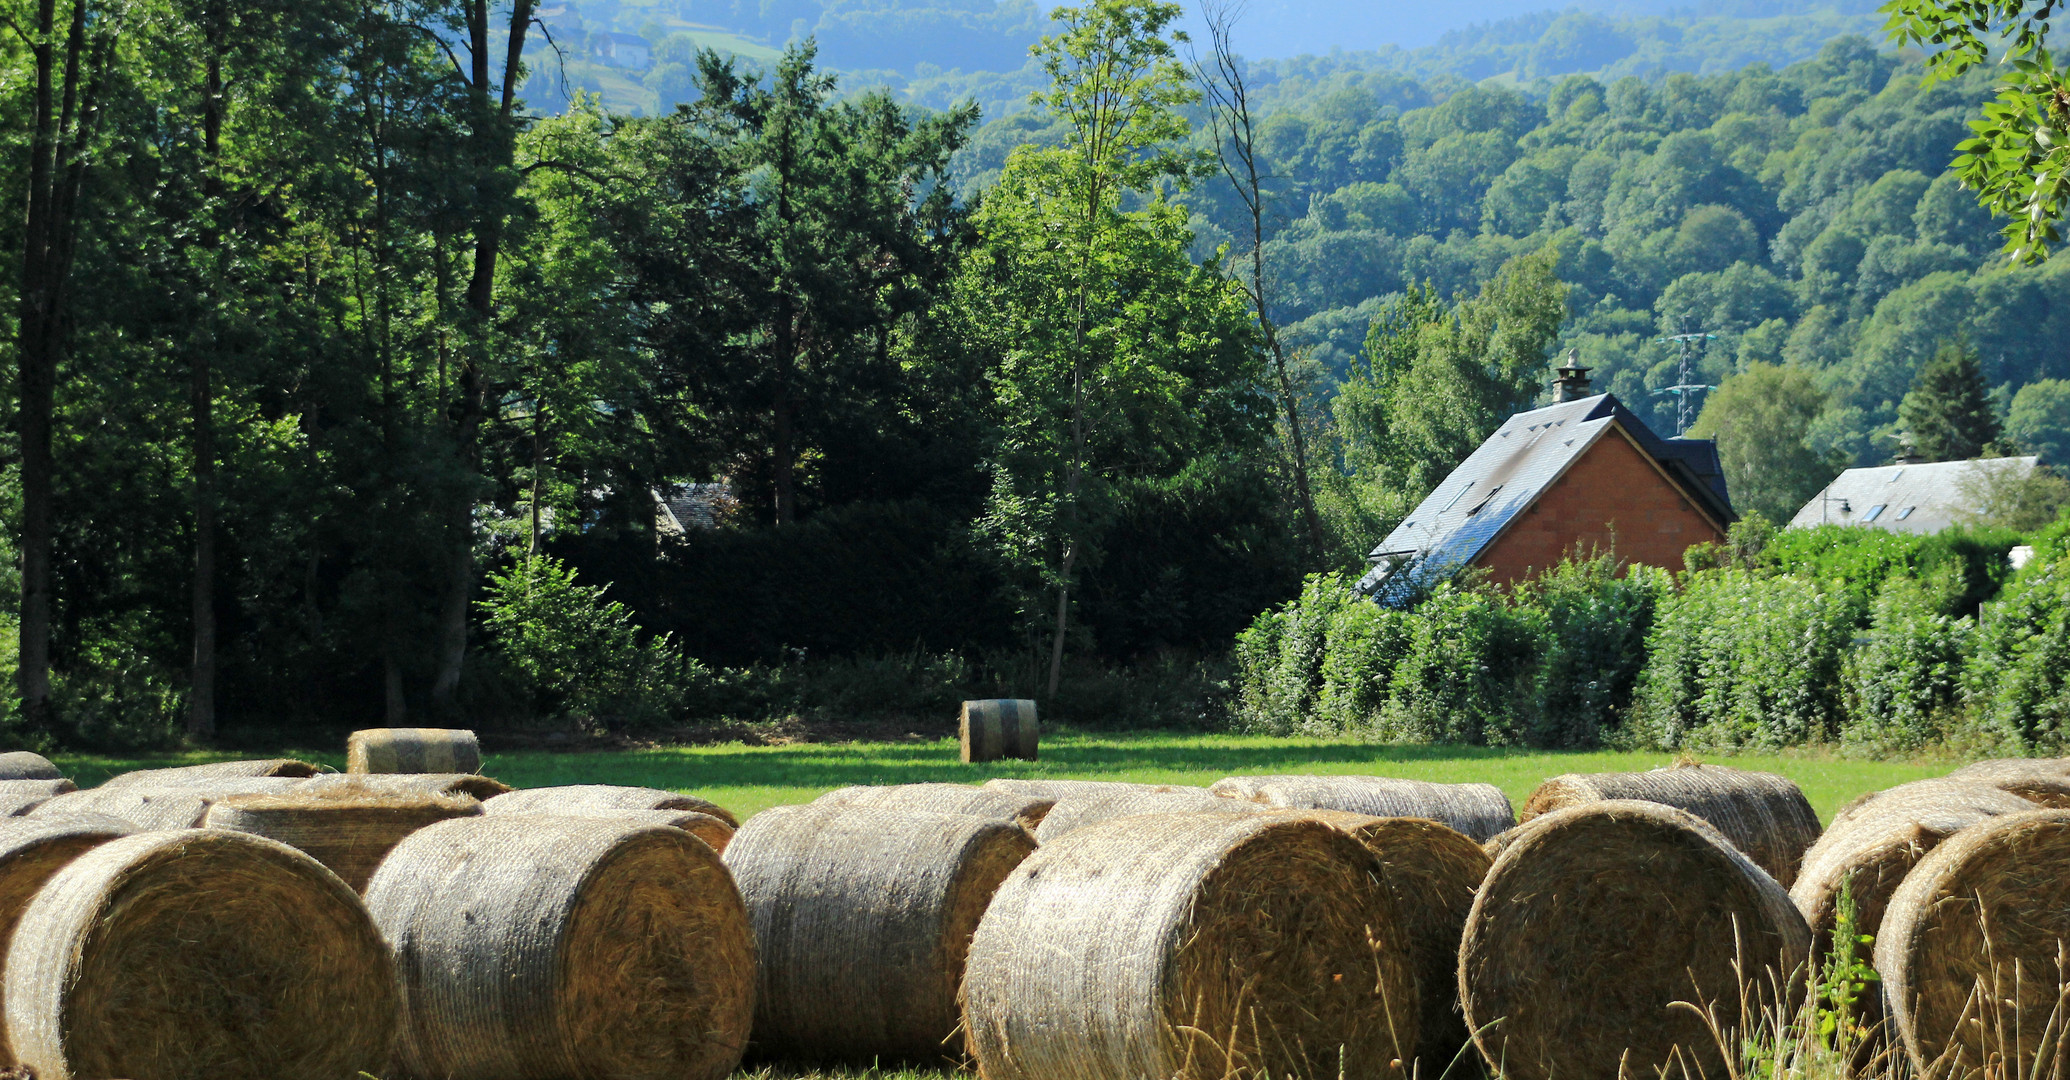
1315;599;1412;733
1524;554;1673;748
1841;573;1975;752
479;556;684;728
1966;554;2070;753
1231;573;1365;734
1372;581;1544;745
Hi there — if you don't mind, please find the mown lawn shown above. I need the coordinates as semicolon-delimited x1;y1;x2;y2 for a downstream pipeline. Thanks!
51;729;1957;823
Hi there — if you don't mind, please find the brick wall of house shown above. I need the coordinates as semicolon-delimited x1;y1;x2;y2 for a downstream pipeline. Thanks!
1473;426;1725;585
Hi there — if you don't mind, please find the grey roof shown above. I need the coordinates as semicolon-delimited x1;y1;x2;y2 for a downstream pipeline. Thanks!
1787;456;2039;535
1358;394;1732;603
656;483;734;533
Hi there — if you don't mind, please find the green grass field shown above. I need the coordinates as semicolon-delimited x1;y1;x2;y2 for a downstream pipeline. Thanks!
51;730;1958;823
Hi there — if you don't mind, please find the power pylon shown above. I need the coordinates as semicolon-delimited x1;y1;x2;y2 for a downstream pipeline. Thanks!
1651;331;1717;436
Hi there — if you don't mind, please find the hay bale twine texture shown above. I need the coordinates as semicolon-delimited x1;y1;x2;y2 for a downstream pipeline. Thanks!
205;785;483;891
364;814;754;1080
724;804;1035;1064
1213;775;1516;842
983;777;1187;799
1292;811;1491;1071
1875;808;2070;1080
0;754;59;782
1942;759;2070;807
27;785;260;830
347;726;481;775
1031;786;1260;843
5;829;395;1080
556;808;737;854
811;783;1055;831
1460;800;1811;1080
0;817;134;1067
1521;762;1821;886
484;783;738;827
97;758;318;788
0;780;74;817
965;811;1420;1080
961;699;1038;763
301;771;512;800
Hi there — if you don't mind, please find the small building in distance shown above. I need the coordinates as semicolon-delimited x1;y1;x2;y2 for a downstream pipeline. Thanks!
1787;456;2039;535
1358;360;1734;602
596;31;650;68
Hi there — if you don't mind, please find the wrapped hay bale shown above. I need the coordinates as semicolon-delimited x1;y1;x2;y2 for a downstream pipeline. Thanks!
96;757;318;788
1460;800;1811;1080
365;815;754;1080
1291;811;1490;1071
0;780;74;817
5;829;395;1080
811;783;1054;831
960;699;1038;763
204;785;483;891
0;753;60;782
552;808;737;854
346;727;481;775
0;817;134;1067
965;811;1419;1080
724;805;1035;1064
1032;786;1261;843
484;783;737;827
1520;762;1821;885
1212;774;1515;842
300;770;511;801
1876;808;2070;1080
28;785;257;830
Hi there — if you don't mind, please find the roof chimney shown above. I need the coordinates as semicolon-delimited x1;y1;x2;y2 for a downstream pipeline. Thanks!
1552;349;1593;403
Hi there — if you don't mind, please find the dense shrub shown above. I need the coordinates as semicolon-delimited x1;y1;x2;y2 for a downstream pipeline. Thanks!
1751;523;2020;613
1527;555;1673;748
1841;573;1976;752
1231;573;1365;733
479;557;685;728
1966;555;2070;752
1370;582;1543;745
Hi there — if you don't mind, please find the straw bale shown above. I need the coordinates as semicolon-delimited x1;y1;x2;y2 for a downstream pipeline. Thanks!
0;754;59;782
364;814;754;1080
0;780;74;817
96;758;318;788
549;808;737;853
484;783;738;827
0;817;134;1067
347;726;481;774
300;770;512;800
1212;774;1516;842
811;783;1055;830
982;777;1192;799
1939;759;2070;807
1031;786;1262;843
1876;808;2070;1080
27;781;302;830
1289;811;1490;1071
1520;762;1821;885
965;810;1420;1080
5;829;395;1080
1460;800;1811;1080
724;804;1035;1064
204;784;483;891
960;699;1038;763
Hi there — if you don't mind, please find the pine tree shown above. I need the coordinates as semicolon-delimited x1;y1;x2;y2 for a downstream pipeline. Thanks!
1899;343;2002;462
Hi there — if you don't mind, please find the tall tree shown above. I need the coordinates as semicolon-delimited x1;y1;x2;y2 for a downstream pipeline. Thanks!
1899;342;2002;462
1688;363;1846;523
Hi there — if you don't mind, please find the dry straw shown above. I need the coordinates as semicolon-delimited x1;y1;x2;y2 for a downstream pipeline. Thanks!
5;829;395;1080
1521;762;1822;885
347;727;482;775
724;804;1036;1064
961;699;1038;763
0;754;60;782
983;778;1190;800
811;783;1055;831
1876;808;2070;1080
1942;758;2070;807
1460;799;1811;1080
364;814;755;1080
205;783;483;892
30;778;304;830
1213;775;1516;842
484;783;738;827
0;780;74;817
1032;786;1261;843
96;758;317;788
301;771;512;800
550;808;737;854
964;810;1420;1080
0;817;134;1068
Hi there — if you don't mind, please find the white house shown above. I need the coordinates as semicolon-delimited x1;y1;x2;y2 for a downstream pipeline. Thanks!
1788;456;2040;534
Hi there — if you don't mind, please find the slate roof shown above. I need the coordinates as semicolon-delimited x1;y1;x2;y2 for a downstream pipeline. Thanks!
1357;394;1732;602
1787;456;2039;535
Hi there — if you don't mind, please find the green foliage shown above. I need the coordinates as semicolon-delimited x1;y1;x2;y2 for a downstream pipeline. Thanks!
479;557;684;728
1842;572;1976;751
1689;363;1848;523
1967;552;2070;752
1815;876;1882;1055
1372;581;1545;745
1526;554;1675;749
1898;342;2003;461
1752;522;2021;612
2007;379;2070;465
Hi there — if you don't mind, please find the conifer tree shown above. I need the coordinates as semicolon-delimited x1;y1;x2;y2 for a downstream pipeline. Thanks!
1898;343;2002;462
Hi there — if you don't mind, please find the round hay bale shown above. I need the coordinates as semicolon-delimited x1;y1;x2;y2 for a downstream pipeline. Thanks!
0;817;134;1067
0;754;60;782
982;777;1190;800
723;804;1035;1064
204;785;483;892
965;810;1420;1080
1290;811;1490;1072
551;808;737;854
347;727;481;775
1032;787;1262;843
811;783;1055;831
1212;775;1516;842
300;770;512;801
960;699;1038;763
1938;759;2070;808
1520;762;1821;886
1876;808;2070;1080
484;783;738;827
5;829;395;1080
1460;800;1811;1080
0;780;75;817
364;814;755;1080
30;788;220;830
96;758;318;788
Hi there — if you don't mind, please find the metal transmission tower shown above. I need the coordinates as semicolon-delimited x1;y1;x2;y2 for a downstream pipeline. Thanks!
1651;331;1718;436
